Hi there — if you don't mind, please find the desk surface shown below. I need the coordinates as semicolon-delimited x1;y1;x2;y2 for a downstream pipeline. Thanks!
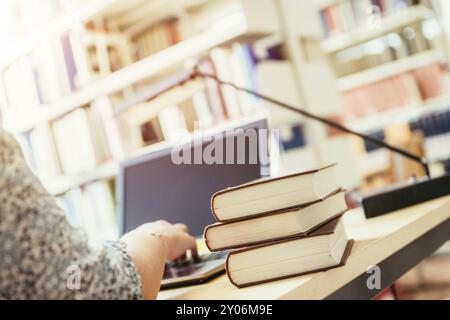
158;196;450;300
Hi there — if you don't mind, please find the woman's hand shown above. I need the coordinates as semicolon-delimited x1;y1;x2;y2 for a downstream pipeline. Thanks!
121;220;197;299
133;220;198;261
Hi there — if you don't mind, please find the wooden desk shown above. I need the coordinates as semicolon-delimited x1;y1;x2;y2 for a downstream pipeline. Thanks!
158;196;450;300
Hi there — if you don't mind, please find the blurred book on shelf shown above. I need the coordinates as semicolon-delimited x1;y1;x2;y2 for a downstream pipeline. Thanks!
52;108;111;175
0;0;266;116
0;0;285;242
319;0;424;38
331;19;443;77
56;180;118;241
29;123;63;180
112;43;260;153
132;18;180;60
315;0;450;187
342;62;448;121
352;106;450;189
4;0;449;245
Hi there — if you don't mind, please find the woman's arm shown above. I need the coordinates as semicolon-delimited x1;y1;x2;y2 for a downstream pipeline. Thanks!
121;221;197;300
0;123;195;299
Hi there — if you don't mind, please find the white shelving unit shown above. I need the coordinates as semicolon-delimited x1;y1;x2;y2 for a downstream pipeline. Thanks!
275;0;363;189
0;0;119;70
315;0;345;11
347;94;450;133
0;0;281;196
44;112;269;195
45;161;119;196
321;5;433;53
337;50;447;92
0;0;215;70
4;1;278;134
310;0;450;187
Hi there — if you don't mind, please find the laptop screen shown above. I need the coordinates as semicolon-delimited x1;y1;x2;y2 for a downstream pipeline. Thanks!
117;119;267;237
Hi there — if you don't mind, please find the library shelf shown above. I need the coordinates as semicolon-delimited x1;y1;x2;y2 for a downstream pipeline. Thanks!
361;132;450;178
42;112;269;195
4;13;270;135
321;5;433;53
45;161;119;196
424;132;450;163
0;0;211;71
336;50;447;92
346;94;450;133
106;0;210;33
0;0;118;71
315;0;345;11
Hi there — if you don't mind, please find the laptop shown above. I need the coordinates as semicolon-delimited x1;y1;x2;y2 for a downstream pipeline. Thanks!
117;117;267;290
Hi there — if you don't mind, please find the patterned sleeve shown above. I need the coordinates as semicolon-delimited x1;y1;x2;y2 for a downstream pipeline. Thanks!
0;125;142;300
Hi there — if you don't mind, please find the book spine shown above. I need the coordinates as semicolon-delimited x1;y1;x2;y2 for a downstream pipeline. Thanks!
60;31;78;92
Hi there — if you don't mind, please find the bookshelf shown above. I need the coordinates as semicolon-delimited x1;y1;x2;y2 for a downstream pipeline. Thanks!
46;161;119;196
0;0;282;241
321;5;433;53
316;0;346;10
0;0;119;70
312;0;450;187
44;111;269;196
347;93;450;132
4;0;448;240
275;0;364;189
0;0;218;70
3;0;279;134
337;49;446;91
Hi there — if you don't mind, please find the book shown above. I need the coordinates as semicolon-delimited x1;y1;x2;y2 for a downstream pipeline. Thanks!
320;0;421;37
210;47;242;118
15;132;38;174
60;30;78;92
226;216;353;288
413;63;445;100
86;103;113;163
230;43;256;115
341;65;443;121
197;58;227;122
205;190;348;252
192;90;215;129
211;164;339;222
57;180;118;241
83;181;118;240
132;18;180;60
29;123;62;180
32;40;66;103
158;105;189;142
91;96;125;161
52;108;99;174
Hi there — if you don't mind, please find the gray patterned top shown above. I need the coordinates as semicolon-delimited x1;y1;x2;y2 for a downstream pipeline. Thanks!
0;121;142;299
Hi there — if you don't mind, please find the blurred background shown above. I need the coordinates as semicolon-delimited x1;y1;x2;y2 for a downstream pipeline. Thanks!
0;0;449;299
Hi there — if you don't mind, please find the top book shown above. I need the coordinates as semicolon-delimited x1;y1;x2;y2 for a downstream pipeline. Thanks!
211;164;339;222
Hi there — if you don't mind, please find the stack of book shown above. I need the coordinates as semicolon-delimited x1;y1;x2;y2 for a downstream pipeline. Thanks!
203;164;353;288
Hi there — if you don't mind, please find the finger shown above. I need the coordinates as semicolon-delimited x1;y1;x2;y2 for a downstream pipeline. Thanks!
174;223;188;233
175;253;187;262
190;243;199;261
183;234;198;258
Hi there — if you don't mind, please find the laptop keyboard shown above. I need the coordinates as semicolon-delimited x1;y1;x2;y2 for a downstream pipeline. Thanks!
166;251;228;269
